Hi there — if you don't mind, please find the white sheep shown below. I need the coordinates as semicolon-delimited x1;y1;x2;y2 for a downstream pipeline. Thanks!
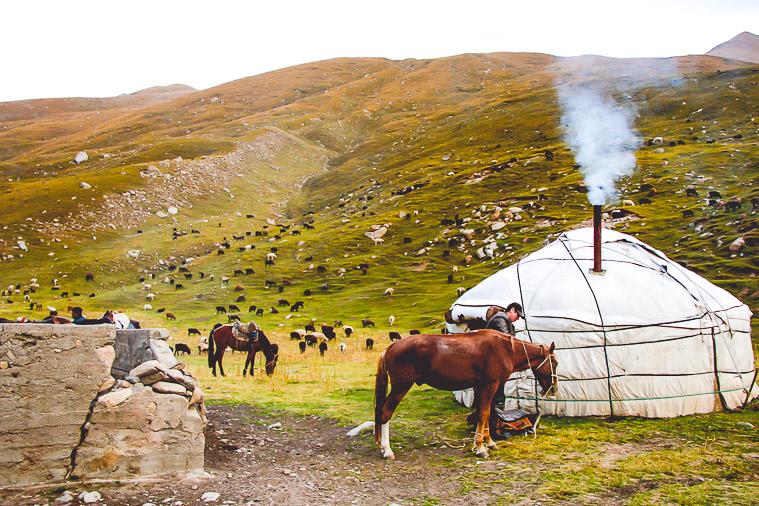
384;287;395;296
294;329;306;337
373;237;384;245
143;304;153;311
457;287;467;296
339;343;347;352
221;276;230;286
388;315;396;326
146;293;155;301
266;252;277;261
452;266;458;273
142;283;152;291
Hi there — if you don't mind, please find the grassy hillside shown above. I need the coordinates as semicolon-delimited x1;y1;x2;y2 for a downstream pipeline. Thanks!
0;53;756;339
0;51;757;504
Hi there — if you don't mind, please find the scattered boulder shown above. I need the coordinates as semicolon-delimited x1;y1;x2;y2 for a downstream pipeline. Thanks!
74;151;89;164
729;237;745;253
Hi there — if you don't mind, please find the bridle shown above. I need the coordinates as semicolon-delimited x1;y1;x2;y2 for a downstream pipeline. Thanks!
519;340;558;397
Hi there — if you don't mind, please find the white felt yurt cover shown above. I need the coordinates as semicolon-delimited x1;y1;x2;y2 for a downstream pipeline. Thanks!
447;227;757;418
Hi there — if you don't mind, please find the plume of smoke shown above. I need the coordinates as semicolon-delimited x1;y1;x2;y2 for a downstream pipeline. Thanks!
558;83;641;205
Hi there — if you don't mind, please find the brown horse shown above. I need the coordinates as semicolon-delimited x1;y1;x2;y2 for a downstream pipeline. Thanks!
207;322;279;377
374;330;557;459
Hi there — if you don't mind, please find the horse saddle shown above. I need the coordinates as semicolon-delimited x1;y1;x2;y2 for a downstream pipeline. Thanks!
490;407;541;440
232;321;259;341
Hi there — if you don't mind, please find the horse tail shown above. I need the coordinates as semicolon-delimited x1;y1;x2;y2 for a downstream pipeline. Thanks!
208;324;221;369
374;349;389;445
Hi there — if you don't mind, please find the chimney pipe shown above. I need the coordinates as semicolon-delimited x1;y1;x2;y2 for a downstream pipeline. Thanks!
593;205;603;273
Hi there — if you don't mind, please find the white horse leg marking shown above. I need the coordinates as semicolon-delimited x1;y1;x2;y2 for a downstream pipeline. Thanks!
380;423;394;459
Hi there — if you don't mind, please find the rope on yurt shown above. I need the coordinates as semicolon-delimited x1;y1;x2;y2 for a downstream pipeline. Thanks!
503;386;747;403
743;370;759;409
515;256;538;412
559;236;615;417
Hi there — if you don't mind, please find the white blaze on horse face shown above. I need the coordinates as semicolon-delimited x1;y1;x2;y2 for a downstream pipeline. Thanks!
380;423;394;459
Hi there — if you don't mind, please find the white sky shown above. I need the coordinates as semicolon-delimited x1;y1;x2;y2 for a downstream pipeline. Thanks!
2;0;757;102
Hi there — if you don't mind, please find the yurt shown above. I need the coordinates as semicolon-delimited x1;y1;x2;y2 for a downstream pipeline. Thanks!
447;227;757;418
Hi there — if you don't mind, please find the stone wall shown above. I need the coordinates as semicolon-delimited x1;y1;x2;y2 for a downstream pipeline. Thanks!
0;324;205;488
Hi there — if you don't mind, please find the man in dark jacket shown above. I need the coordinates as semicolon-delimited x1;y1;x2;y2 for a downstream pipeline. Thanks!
71;307;113;325
485;302;525;410
485;302;524;336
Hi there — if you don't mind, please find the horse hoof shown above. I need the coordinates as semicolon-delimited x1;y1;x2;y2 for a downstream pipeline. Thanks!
487;440;498;449
382;450;395;460
474;447;489;459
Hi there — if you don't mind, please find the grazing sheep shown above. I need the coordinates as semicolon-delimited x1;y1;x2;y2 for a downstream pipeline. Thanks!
157;308;166;313
409;329;421;335
388;315;395;326
452;266;458;273
365;338;374;350
305;323;316;332
304;334;318;347
85;272;94;282
146;293;155;301
266;252;277;261
236;295;246;302
143;304;153;311
321;325;336;340
299;341;307;353
278;298;290;307
174;343;191;355
389;331;402;342
198;341;209;354
456;287;467;296
334;320;343;327
175;283;184;290
319;341;328;356
339;343;347;352
221;276;230;286
166;312;176;320
188;328;202;336
248;305;257;313
384;287;395;296
362;318;375;328
229;304;241;312
344;326;354;337
143;283;152;291
270;307;279;314
290;331;303;340
256;308;264;316
216;306;227;314
228;314;241;322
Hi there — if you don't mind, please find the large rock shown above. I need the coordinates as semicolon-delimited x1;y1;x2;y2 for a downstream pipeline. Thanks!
0;324;115;486
75;387;205;478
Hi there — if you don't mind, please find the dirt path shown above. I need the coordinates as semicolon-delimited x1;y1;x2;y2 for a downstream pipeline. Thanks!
4;404;503;506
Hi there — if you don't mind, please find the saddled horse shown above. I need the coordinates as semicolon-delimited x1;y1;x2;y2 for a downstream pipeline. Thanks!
374;329;558;459
0;310;114;325
208;322;279;377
